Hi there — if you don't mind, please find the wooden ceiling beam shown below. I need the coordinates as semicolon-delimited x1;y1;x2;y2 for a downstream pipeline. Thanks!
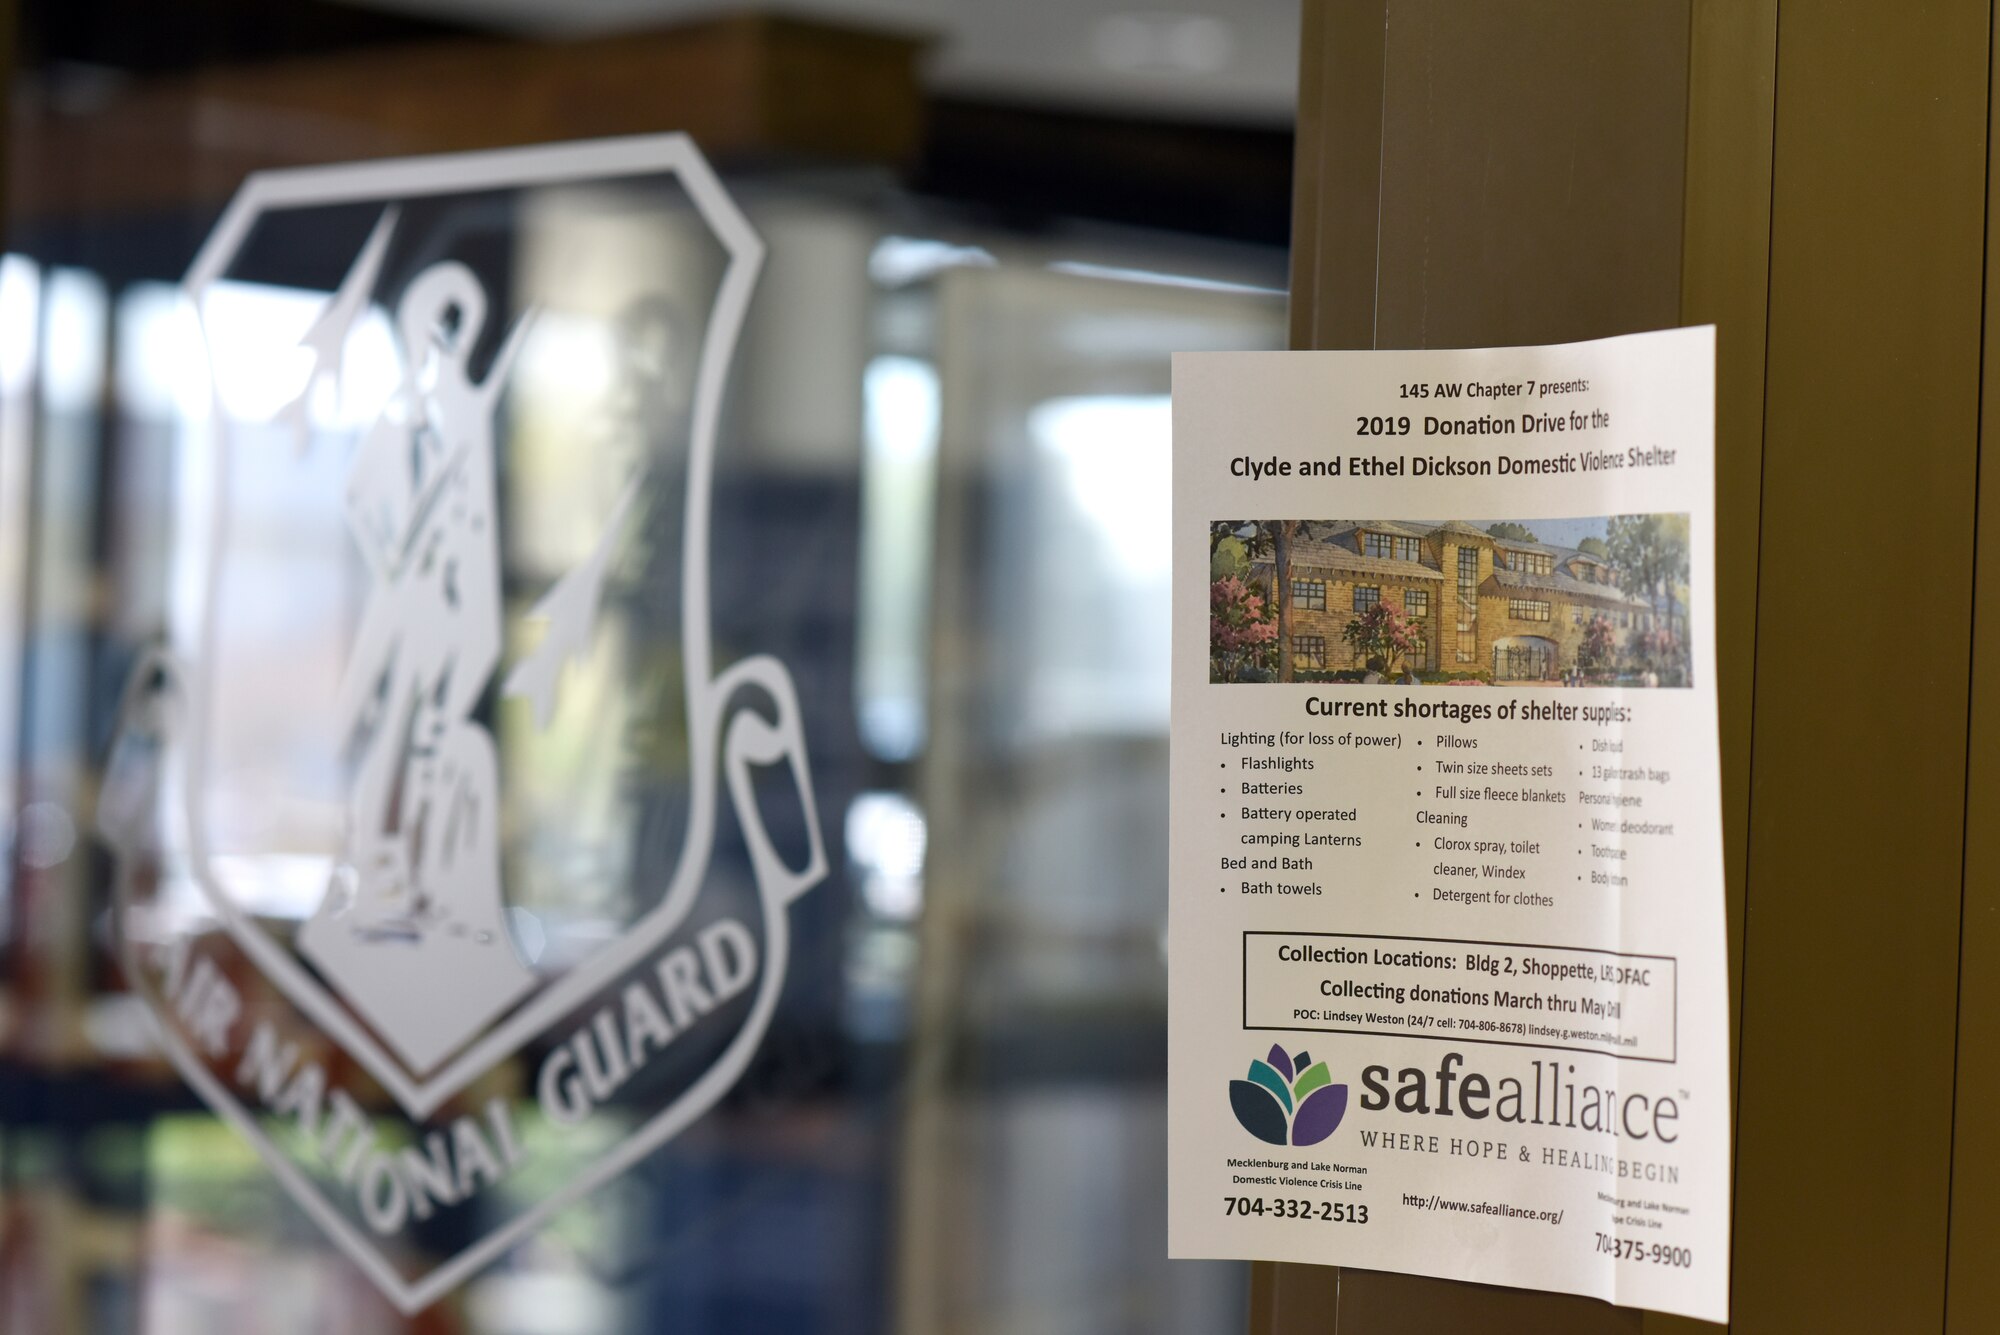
7;14;931;223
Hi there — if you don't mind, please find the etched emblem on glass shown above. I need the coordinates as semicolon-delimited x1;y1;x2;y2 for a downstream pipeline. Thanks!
99;136;827;1311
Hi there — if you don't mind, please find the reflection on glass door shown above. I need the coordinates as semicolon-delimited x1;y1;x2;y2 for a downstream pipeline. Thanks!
0;13;1297;1328
898;262;1284;1335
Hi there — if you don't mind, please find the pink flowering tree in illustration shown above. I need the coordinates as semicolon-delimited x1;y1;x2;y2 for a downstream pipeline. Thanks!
1210;576;1278;682
1210;520;1321;682
1341;598;1424;675
1578;614;1618;680
1633;625;1687;685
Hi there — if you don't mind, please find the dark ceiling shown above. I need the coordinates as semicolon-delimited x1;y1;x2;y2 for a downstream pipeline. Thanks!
11;0;1293;248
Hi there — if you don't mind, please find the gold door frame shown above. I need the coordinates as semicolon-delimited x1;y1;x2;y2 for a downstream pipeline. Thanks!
1267;2;1993;1331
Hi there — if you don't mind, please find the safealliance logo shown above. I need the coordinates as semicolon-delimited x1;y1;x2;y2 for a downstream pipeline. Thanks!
1231;1044;1348;1147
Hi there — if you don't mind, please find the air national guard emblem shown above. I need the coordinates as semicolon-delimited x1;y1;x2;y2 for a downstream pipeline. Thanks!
97;136;826;1311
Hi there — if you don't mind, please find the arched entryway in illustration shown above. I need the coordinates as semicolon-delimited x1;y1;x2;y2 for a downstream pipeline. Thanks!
1492;635;1558;682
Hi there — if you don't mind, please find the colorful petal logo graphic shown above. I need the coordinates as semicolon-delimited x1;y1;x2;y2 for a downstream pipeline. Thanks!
1231;1045;1348;1147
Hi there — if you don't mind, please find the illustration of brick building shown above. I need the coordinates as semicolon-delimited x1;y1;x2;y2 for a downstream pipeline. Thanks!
1248;520;1675;681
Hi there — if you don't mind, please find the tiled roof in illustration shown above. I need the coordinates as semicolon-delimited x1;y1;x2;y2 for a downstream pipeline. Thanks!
1429;520;1494;542
1243;522;1681;619
1347;519;1432;539
1285;546;1444;579
1279;526;1441;579
1486;566;1651;608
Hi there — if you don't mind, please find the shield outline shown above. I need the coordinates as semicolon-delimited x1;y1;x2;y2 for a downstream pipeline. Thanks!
119;134;828;1310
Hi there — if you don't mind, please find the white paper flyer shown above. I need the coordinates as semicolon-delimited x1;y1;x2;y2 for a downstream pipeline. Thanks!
1167;327;1727;1322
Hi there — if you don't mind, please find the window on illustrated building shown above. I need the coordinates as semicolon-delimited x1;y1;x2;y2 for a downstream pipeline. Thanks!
1455;548;1478;661
1364;533;1421;562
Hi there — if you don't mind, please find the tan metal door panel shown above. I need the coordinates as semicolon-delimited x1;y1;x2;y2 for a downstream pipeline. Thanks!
1267;2;1990;1331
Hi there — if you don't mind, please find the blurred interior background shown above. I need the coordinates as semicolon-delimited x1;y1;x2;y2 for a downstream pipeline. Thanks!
0;2;1297;1331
